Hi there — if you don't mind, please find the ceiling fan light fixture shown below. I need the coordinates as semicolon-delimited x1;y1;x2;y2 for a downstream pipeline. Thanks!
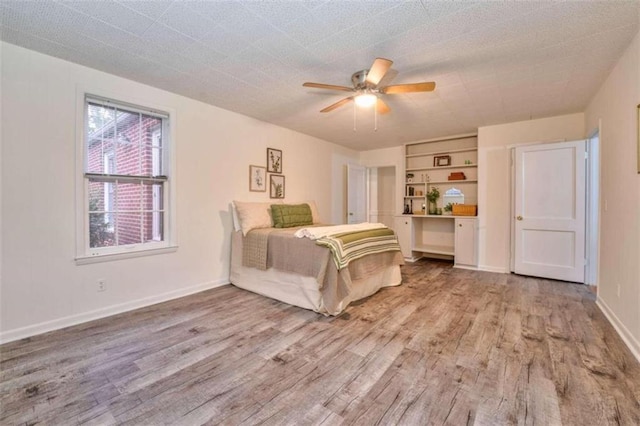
354;93;377;108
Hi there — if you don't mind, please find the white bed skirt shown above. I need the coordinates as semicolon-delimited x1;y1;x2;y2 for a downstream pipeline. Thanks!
230;231;402;315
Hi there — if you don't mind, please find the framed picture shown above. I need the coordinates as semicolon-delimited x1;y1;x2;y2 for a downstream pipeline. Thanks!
270;174;285;199
434;155;451;167
267;148;282;173
249;165;266;192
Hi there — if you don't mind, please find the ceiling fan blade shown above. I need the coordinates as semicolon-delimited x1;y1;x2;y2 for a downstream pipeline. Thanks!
303;82;354;92
381;82;436;94
366;58;393;86
376;98;391;114
321;97;353;113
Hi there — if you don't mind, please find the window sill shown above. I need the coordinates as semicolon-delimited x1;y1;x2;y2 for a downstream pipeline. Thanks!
75;245;178;265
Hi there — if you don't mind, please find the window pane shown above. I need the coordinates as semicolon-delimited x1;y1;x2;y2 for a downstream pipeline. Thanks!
90;213;116;248
89;180;108;212
117;213;142;245
141;145;162;176
116;182;141;212
115;140;141;175
143;211;164;242
142;182;163;211
87;103;116;174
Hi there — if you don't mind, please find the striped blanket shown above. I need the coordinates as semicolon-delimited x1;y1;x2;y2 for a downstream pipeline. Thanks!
315;228;401;270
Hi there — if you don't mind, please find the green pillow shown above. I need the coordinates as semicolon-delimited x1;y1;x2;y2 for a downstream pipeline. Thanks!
271;204;313;228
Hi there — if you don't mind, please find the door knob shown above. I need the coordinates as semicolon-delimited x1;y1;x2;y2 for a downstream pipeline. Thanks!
349;212;354;216
516;215;523;221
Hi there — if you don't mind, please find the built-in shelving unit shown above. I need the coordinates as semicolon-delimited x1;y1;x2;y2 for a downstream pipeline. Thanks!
403;133;478;216
399;133;478;263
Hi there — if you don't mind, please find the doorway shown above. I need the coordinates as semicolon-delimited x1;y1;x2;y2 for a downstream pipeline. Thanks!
367;166;396;228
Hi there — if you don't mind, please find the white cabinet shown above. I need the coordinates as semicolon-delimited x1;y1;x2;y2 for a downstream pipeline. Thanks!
393;216;414;260
454;218;478;268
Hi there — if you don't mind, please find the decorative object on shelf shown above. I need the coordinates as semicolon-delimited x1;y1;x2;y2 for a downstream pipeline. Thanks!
406;172;414;183
269;174;285;198
249;165;266;192
416;190;423;196
408;186;415;196
434;155;451;167
443;188;464;206
448;172;466;181
426;186;440;215
267;148;282;173
444;203;454;215
452;204;478;216
436;208;443;215
403;202;411;214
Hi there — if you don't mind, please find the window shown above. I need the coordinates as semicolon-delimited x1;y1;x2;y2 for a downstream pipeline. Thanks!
82;95;171;258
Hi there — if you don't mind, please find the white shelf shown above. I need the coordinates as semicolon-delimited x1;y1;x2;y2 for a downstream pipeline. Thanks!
404;196;426;199
412;244;455;256
426;179;478;184
405;147;478;158
405;181;428;185
406;163;476;172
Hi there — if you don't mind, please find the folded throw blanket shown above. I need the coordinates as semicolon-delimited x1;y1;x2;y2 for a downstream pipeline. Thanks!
315;228;401;271
294;222;387;240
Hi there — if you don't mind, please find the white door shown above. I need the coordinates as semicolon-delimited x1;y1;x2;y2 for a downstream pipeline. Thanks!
347;164;366;224
514;140;586;283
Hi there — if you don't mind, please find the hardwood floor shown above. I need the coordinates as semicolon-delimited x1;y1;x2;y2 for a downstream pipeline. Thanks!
2;260;639;425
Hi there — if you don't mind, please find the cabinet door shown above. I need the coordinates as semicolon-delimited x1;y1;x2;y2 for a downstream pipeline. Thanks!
393;216;413;258
455;218;477;267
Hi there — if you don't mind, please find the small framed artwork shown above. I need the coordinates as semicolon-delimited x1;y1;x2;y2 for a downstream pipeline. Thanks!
434;155;451;167
249;165;266;192
267;148;282;173
270;174;285;199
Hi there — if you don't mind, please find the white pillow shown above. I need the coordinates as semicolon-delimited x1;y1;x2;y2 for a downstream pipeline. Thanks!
233;201;281;236
305;200;321;224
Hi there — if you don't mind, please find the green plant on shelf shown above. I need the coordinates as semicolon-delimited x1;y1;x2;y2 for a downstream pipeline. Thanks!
444;202;454;213
426;186;440;203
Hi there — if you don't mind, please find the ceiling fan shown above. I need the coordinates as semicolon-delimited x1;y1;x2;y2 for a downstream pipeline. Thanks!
303;58;436;114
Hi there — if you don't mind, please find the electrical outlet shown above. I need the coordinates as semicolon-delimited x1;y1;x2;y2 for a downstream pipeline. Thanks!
617;283;621;298
97;279;106;292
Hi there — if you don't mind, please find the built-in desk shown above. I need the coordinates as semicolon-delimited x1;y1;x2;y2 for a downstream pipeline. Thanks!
394;215;478;269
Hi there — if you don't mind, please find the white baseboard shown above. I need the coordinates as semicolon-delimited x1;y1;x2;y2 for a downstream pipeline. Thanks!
453;264;479;271
0;279;229;344
596;297;640;364
477;264;509;273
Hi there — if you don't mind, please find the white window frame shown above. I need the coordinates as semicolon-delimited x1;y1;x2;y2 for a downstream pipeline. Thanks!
75;90;177;264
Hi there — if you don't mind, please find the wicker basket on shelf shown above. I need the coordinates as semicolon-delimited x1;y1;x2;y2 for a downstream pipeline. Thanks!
452;204;477;216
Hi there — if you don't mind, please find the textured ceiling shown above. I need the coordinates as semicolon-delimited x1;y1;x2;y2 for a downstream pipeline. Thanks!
1;1;638;150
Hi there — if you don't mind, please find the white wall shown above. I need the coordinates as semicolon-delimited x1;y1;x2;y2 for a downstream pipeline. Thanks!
0;43;358;342
477;113;585;272
585;31;640;359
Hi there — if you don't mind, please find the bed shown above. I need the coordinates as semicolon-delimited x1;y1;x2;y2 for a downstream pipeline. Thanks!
229;201;404;315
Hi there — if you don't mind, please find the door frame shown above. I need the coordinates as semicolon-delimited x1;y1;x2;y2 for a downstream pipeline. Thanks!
585;125;601;286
